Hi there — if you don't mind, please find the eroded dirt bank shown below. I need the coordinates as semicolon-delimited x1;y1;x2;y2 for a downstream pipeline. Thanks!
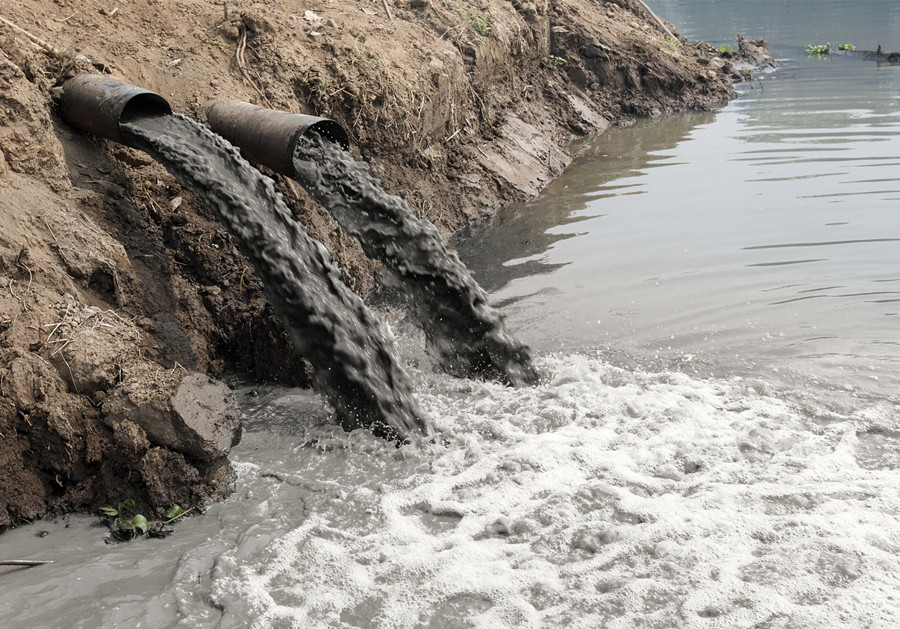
1;0;753;527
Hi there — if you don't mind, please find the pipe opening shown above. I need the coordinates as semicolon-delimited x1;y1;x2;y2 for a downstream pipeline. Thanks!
120;92;172;123
58;74;173;143
204;100;351;176
303;119;350;152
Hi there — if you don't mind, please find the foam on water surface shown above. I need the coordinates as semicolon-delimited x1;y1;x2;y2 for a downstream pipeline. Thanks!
198;353;900;628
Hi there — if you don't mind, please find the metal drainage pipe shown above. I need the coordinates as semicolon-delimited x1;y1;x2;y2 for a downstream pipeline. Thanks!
205;100;350;177
57;74;172;144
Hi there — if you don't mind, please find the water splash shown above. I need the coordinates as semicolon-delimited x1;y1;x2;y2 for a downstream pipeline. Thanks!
122;114;431;439
292;135;540;387
195;354;900;628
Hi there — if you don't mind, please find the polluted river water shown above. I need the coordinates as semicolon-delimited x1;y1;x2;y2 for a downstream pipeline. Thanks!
2;1;900;627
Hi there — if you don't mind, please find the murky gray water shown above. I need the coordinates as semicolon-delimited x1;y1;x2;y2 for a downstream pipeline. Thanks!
2;2;899;628
457;0;900;402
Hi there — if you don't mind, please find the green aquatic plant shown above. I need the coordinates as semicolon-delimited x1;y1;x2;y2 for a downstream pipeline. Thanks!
807;41;855;57
805;43;831;57
162;504;185;520
100;499;148;538
100;501;185;541
717;44;734;54
804;41;854;57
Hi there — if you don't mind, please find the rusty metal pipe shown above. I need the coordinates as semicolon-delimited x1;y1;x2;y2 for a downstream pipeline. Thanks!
205;100;350;176
57;74;172;144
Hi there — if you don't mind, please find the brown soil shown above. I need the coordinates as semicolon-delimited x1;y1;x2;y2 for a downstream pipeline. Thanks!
0;0;756;528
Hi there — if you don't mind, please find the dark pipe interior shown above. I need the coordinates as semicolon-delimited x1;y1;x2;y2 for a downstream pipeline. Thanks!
120;92;173;124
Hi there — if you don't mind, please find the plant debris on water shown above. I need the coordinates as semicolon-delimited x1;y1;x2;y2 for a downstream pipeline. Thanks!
805;42;855;57
100;500;186;542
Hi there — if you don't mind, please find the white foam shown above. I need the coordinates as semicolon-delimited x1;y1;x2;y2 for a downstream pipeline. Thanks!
203;353;900;628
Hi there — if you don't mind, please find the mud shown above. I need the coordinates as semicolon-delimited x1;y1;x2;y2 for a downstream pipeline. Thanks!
0;0;758;527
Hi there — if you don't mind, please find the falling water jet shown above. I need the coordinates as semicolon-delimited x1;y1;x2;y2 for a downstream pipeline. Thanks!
206;100;541;387
57;75;431;441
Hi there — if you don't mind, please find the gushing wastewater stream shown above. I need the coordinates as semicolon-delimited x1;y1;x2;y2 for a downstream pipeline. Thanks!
292;136;539;387
122;113;430;439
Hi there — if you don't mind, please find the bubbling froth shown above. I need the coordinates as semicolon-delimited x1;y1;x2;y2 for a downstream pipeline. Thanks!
201;354;900;628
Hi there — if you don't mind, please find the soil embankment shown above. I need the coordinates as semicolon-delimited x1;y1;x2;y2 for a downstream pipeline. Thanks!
1;0;756;527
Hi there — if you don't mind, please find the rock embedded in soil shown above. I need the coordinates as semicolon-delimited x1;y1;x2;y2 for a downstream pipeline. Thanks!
103;370;242;462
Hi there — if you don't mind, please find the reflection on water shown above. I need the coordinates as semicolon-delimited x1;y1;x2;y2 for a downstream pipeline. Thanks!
454;17;900;397
455;113;715;294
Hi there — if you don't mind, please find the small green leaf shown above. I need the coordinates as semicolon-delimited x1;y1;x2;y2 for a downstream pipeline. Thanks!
130;514;149;535
100;506;119;517
163;505;184;520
